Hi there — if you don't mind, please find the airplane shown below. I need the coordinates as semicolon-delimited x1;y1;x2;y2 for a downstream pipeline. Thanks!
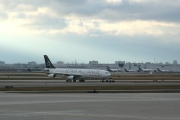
44;55;111;82
106;66;122;72
138;65;157;74
138;66;156;72
124;68;140;72
157;68;170;72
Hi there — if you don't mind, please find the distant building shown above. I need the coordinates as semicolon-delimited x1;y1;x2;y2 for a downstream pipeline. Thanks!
56;61;64;67
145;62;151;64
165;62;171;66
1;58;180;72
115;61;125;64
145;62;154;69
124;62;131;69
173;60;178;66
13;63;28;69
57;61;64;65
158;62;164;66
0;61;5;66
89;60;98;65
115;61;125;67
28;61;37;67
131;63;139;69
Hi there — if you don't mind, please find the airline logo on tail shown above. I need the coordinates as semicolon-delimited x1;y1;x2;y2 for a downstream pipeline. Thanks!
44;55;55;68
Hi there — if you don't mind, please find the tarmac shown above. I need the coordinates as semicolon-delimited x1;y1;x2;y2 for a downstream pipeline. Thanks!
0;93;180;120
1;80;180;93
1;74;180;119
0;73;180;92
1;80;180;87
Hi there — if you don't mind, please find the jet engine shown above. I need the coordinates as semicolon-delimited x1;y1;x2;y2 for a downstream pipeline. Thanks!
48;74;56;78
67;76;75;80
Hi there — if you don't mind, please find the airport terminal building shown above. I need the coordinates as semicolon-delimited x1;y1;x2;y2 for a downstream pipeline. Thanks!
0;60;180;73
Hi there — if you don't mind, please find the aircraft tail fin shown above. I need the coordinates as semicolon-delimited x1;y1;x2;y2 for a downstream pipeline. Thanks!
44;55;55;68
138;65;143;71
106;66;112;72
157;68;162;72
124;69;129;72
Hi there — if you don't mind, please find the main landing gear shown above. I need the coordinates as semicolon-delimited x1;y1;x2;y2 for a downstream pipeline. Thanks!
66;79;85;82
101;78;115;83
79;79;85;82
66;79;77;82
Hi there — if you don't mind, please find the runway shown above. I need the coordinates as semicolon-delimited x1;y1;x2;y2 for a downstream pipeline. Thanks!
1;80;180;87
0;93;180;120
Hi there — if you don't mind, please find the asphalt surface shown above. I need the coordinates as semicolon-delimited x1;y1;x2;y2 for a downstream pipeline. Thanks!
0;80;180;87
0;93;180;120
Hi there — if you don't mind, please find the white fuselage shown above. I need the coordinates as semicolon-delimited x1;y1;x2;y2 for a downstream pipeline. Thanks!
158;69;170;72
141;69;153;72
46;68;111;79
125;69;138;72
110;69;122;72
138;67;154;72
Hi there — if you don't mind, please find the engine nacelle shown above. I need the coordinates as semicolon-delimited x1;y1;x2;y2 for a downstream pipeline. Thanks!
67;76;75;80
48;74;56;78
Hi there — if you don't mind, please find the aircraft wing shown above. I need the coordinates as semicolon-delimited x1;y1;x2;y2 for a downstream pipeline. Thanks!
53;72;82;78
27;69;45;73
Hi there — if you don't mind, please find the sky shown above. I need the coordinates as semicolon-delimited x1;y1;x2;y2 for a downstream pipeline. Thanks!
0;0;180;64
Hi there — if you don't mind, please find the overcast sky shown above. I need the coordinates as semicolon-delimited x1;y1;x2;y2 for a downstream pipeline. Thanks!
0;0;180;64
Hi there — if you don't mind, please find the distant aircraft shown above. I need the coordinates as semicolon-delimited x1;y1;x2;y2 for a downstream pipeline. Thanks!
124;68;140;72
157;68;170;72
138;66;156;72
44;55;111;82
106;66;122;72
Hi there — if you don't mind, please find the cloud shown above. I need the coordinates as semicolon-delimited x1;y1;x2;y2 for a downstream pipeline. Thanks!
1;0;180;22
128;0;146;3
1;0;180;64
45;17;180;37
0;0;180;37
106;0;122;4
